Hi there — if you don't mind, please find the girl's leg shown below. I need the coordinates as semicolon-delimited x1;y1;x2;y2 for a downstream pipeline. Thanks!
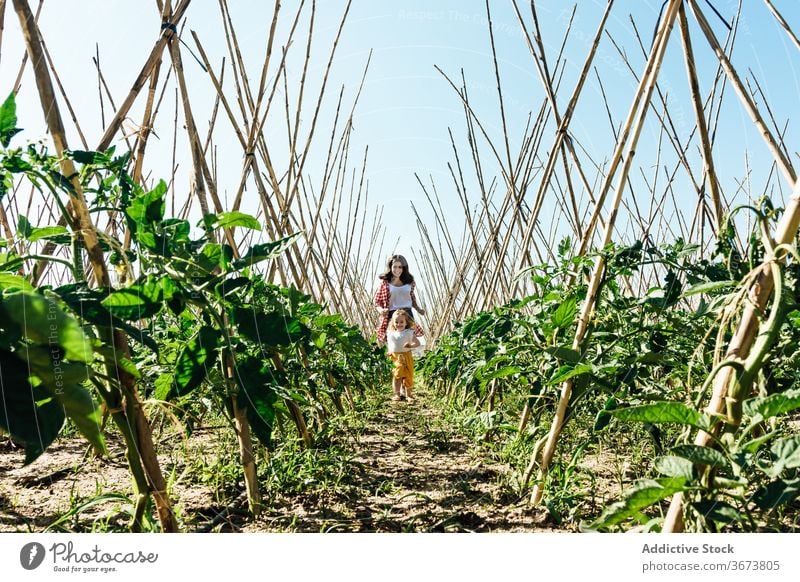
389;353;403;400
392;377;404;400
404;378;413;400
403;353;414;400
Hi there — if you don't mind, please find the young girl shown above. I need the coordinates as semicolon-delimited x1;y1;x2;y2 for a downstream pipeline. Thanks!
374;254;425;345
386;310;421;401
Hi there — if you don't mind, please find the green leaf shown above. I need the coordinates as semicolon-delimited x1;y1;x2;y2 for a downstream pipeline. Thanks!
235;308;309;348
126;180;166;226
314;314;344;328
753;478;800;510
0;349;65;464
312;331;327;349
214;276;250;299
28;225;69;242
47;170;76;195
593;396;618;431
548;363;593;385
17;214;32;238
764;436;800;478
53;283;159;353
670;444;731;471
551;296;576;329
3;291;92;362
232;232;302;270
593;410;612;432
611;402;703;428
211;211;261;231
55;381;106;456
655;455;694;479
0;273;33;292
68;150;111;165
462;313;493;338
479;365;521;382
739;431;777;455
591;477;687;529
283;286;309;317
683;280;736;297
1;150;32;173
545;345;582;363
162;219;190;244
635;351;663;365
101;277;171;321
125;180;166;251
153;373;174;402
93;344;141;380
197;243;234;273
101;287;159;320
24;345;91;388
690;499;744;527
0;92;22;147
0;254;24;272
172;326;220;398
744;388;800;422
235;358;278;448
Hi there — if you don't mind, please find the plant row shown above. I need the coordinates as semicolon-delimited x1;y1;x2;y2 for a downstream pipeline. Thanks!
0;94;389;531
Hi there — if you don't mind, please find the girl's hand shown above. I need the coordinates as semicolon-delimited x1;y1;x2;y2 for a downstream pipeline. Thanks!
379;307;389;315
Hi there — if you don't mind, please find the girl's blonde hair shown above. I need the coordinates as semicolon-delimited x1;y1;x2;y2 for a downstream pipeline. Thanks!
389;309;415;331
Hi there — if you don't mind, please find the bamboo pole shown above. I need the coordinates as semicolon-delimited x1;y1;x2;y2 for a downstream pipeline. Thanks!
660;0;800;531
12;0;178;532
0;0;6;67
164;16;268;514
530;0;683;506
11;0;41;93
40;37;88;149
686;0;796;185
664;176;800;532
131;47;164;184
166;23;212;223
762;0;800;52
96;0;191;151
507;0;615;280
677;2;724;233
281;0;353;215
615;16;730;249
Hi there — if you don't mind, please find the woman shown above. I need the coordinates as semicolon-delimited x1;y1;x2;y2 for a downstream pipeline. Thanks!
374;254;425;345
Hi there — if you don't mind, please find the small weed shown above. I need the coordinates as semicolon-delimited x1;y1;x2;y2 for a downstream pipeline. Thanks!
374;479;397;496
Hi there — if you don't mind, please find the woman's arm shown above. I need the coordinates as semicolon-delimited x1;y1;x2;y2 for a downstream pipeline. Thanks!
410;282;426;315
374;280;390;314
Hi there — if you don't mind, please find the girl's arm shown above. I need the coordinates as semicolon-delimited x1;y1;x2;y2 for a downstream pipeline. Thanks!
410;282;426;315
404;333;421;349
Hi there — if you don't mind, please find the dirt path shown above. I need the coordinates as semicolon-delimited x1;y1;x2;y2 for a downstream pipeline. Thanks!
244;386;552;532
1;386;554;532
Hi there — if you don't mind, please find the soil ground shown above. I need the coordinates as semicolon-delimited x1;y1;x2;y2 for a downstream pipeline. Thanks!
0;384;561;533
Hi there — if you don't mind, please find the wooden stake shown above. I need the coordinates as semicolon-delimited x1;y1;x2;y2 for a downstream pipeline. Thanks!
12;0;178;532
530;0;682;506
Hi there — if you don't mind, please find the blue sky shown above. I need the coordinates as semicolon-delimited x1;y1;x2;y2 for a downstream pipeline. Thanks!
1;1;798;273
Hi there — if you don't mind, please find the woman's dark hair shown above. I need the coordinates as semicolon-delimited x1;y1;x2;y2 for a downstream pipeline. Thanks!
379;254;415;284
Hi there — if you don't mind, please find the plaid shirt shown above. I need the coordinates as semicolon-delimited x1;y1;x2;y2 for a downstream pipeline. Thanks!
374;279;424;342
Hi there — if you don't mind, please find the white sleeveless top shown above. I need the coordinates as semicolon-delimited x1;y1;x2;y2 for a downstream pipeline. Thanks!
386;328;414;354
388;283;413;310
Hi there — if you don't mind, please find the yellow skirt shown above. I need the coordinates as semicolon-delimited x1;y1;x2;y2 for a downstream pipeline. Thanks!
388;352;414;386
